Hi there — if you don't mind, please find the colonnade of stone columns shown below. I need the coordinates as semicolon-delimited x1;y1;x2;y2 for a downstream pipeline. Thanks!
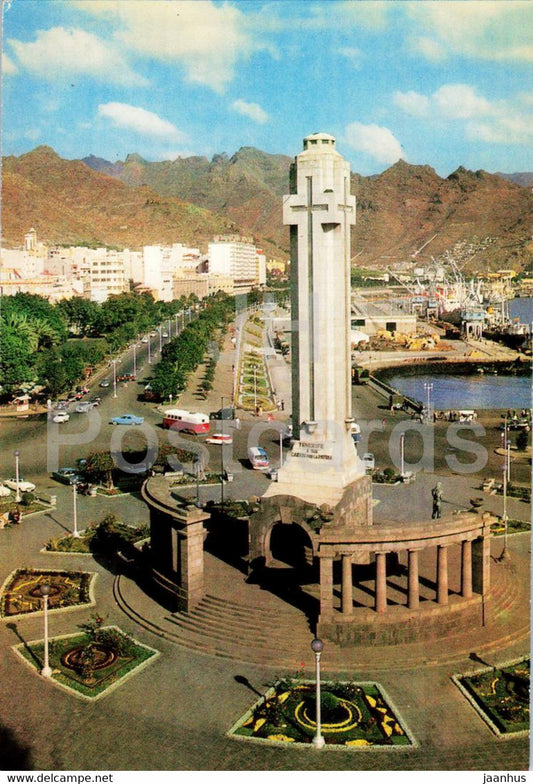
319;531;486;619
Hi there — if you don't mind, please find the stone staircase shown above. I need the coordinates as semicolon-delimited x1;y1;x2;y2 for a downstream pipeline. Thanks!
113;543;529;674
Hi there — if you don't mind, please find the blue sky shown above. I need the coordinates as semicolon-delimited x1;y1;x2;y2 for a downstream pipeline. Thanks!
2;0;532;176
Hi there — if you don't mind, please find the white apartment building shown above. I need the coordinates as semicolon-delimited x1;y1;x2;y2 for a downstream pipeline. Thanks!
208;235;264;293
80;250;128;303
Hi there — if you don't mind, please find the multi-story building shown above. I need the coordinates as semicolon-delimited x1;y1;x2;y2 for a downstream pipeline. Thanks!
208;235;264;293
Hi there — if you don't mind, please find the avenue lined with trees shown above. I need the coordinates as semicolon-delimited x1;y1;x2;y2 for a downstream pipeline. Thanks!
0;290;201;398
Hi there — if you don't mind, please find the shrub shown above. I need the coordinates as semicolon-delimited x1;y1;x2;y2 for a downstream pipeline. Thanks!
516;429;529;452
20;491;35;506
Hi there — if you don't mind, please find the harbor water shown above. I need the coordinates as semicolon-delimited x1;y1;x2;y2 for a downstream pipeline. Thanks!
385;371;531;411
509;297;533;324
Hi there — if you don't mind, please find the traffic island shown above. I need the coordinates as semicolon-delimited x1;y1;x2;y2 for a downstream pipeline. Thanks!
453;658;530;737
229;679;415;749
13;623;160;701
0;568;96;619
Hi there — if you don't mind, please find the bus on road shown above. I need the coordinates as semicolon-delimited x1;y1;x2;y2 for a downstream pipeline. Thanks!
162;409;210;434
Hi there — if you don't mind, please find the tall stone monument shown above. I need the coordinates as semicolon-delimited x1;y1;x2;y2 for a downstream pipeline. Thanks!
264;132;367;508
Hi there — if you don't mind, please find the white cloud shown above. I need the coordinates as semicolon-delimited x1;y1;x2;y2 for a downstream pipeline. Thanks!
467;115;533;146
338;47;363;69
231;100;269;125
336;1;389;31
77;0;262;93
432;84;492;120
344;122;404;164
393;81;532;147
393;90;430;117
2;53;17;75
406;1;533;63
98;103;187;141
409;36;446;63
8;27;146;86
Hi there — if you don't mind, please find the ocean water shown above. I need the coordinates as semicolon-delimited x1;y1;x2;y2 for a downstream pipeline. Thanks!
386;372;531;410
509;297;533;324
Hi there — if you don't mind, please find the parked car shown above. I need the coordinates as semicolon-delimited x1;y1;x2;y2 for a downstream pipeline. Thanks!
4;478;36;492
162;332;169;338
53;411;70;423
141;337;149;343
362;453;375;471
99;378;111;388
0;484;11;497
75;401;93;413
53;400;69;411
110;414;144;426
89;396;101;406
206;433;233;445
52;468;80;485
210;407;235;420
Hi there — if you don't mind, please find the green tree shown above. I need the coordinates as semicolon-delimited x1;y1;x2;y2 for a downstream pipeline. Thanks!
85;451;116;489
0;327;35;393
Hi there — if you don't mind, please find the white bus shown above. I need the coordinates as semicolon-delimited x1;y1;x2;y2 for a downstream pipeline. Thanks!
162;409;210;434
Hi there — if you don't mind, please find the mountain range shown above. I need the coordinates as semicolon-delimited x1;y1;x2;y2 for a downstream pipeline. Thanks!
3;145;532;273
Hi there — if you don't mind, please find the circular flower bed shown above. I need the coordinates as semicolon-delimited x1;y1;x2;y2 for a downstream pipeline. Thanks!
0;568;94;618
230;680;412;747
13;623;160;700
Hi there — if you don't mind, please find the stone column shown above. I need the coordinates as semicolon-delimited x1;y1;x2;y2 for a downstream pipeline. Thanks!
461;539;473;598
407;548;420;610
375;552;387;613
319;555;334;619
437;544;448;605
472;530;491;596
341;553;353;615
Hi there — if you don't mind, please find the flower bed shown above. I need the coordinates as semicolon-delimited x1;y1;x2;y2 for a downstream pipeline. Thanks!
453;658;529;736
0;568;95;618
229;679;413;748
45;517;149;555
490;519;530;536
13;625;159;700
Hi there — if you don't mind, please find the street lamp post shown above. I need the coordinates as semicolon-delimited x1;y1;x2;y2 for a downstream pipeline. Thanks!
195;457;201;507
111;359;120;398
132;343;137;377
500;438;510;561
220;396;226;505
13;450;21;503
424;382;433;424
399;432;405;478
253;366;258;413
168;319;171;339
40;584;53;678
72;482;80;538
158;328;162;353
311;638;325;749
148;336;152;365
279;430;283;469
175;313;179;335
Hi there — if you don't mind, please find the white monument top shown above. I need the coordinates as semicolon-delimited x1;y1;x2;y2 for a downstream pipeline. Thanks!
266;131;365;507
303;132;337;150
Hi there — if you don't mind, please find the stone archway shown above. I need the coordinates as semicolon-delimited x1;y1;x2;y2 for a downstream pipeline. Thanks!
248;496;321;624
267;522;314;569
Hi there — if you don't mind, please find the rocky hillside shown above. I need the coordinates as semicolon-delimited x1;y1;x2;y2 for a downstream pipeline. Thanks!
351;161;533;272
83;146;292;255
2;146;240;251
3;146;532;273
